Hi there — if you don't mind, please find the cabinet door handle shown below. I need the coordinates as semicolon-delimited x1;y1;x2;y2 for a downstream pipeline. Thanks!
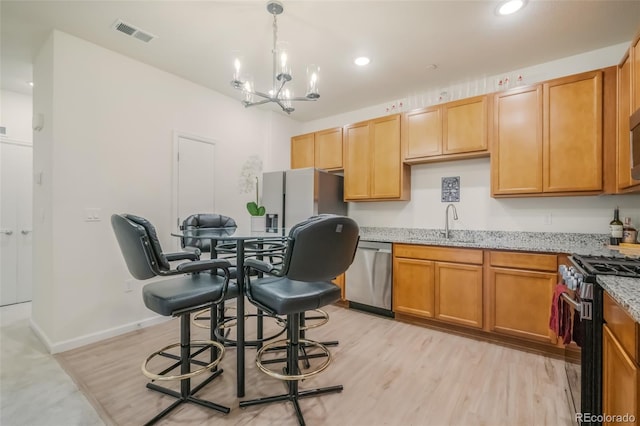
1;230;13;235
21;230;31;235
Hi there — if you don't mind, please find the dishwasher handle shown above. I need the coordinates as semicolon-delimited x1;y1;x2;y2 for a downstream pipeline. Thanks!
358;247;391;254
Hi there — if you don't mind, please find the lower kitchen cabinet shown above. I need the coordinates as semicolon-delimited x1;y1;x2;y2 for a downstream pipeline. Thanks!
488;251;558;344
393;257;435;318
332;273;346;301
602;292;639;425
393;244;483;328
603;325;638;425
435;262;483;328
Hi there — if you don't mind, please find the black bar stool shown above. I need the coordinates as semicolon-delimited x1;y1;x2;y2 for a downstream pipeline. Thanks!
239;214;359;425
111;214;235;425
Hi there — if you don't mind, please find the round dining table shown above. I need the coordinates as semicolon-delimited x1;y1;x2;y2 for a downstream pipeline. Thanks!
171;226;289;397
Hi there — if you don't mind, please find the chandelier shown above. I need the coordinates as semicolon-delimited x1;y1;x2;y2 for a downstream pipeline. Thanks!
230;0;319;114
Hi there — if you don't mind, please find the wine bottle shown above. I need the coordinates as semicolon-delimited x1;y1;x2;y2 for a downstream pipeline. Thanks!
622;217;638;244
609;207;623;245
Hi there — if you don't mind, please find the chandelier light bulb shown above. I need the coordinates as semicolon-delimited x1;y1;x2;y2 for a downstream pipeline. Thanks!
231;57;244;88
243;80;254;104
276;42;292;82
306;64;320;99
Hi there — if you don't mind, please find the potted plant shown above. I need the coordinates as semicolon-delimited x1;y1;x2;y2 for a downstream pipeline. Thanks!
246;176;266;217
239;155;266;231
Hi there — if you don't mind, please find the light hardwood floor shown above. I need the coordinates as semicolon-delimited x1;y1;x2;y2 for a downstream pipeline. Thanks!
55;303;574;426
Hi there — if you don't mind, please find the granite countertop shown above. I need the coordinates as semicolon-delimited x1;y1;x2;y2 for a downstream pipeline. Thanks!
598;276;640;323
358;226;640;323
359;227;619;256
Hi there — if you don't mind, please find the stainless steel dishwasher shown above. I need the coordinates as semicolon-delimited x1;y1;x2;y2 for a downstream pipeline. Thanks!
345;240;393;317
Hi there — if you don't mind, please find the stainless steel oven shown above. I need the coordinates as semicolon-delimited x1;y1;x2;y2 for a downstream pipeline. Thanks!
560;255;640;425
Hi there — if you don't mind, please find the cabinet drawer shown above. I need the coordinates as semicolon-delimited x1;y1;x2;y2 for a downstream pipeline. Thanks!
489;251;557;272
394;244;482;264
604;292;638;363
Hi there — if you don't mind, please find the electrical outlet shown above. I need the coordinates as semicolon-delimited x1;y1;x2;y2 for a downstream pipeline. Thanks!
544;213;552;225
124;279;135;293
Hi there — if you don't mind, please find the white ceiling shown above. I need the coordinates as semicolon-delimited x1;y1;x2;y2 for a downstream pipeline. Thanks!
2;0;639;123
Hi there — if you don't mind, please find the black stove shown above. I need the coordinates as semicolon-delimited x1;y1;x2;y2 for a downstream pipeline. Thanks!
564;254;640;425
570;254;640;278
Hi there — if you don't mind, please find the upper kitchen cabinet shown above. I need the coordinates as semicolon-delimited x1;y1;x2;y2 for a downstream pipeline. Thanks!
291;133;315;169
613;51;640;192
344;114;410;201
314;128;343;170
492;69;612;197
492;85;543;195
402;95;489;164
290;127;343;171
632;31;640;113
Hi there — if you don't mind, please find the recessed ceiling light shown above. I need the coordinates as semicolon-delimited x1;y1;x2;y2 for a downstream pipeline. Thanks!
354;57;370;66
496;0;526;16
28;81;34;87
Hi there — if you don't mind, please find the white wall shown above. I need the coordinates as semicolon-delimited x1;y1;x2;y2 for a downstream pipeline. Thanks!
348;158;640;234
31;30;302;352
299;42;640;234
0;90;33;143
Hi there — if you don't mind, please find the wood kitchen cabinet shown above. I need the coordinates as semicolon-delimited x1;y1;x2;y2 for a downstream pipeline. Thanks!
632;31;640;114
402;95;489;164
492;70;608;197
344;114;410;201
602;292;639;425
393;244;483;328
492;85;543;194
290;127;343;171
488;251;558;344
332;273;346;301
393;256;435;318
291;133;315;169
612;50;640;192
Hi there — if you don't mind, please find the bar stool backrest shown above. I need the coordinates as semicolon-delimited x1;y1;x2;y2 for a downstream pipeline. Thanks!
111;214;160;280
181;213;237;251
283;214;359;282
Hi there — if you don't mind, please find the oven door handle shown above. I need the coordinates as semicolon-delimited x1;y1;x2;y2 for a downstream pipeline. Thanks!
560;292;593;320
561;292;581;312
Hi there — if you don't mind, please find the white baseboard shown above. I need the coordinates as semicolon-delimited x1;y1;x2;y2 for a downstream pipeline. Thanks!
30;315;171;354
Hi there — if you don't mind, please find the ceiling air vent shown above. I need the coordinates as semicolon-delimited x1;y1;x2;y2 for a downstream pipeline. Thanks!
111;19;156;43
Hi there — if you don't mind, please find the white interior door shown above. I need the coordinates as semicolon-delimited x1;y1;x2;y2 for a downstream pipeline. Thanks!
0;141;33;306
173;134;216;237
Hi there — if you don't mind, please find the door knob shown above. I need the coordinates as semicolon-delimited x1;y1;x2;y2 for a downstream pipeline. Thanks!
1;230;13;235
21;230;31;235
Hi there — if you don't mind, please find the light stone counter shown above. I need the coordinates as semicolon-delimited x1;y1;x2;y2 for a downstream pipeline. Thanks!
359;227;617;256
598;276;640;324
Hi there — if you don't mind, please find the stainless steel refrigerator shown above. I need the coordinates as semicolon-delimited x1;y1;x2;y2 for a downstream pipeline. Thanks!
262;168;347;230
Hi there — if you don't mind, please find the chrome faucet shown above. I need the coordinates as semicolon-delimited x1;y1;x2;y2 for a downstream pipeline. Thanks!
444;203;458;239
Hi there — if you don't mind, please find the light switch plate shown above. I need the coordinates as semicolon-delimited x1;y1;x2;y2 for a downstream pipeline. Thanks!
84;208;102;222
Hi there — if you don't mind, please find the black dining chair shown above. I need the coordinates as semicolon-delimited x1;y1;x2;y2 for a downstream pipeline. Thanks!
181;213;237;257
181;213;287;346
111;213;235;425
239;214;359;425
